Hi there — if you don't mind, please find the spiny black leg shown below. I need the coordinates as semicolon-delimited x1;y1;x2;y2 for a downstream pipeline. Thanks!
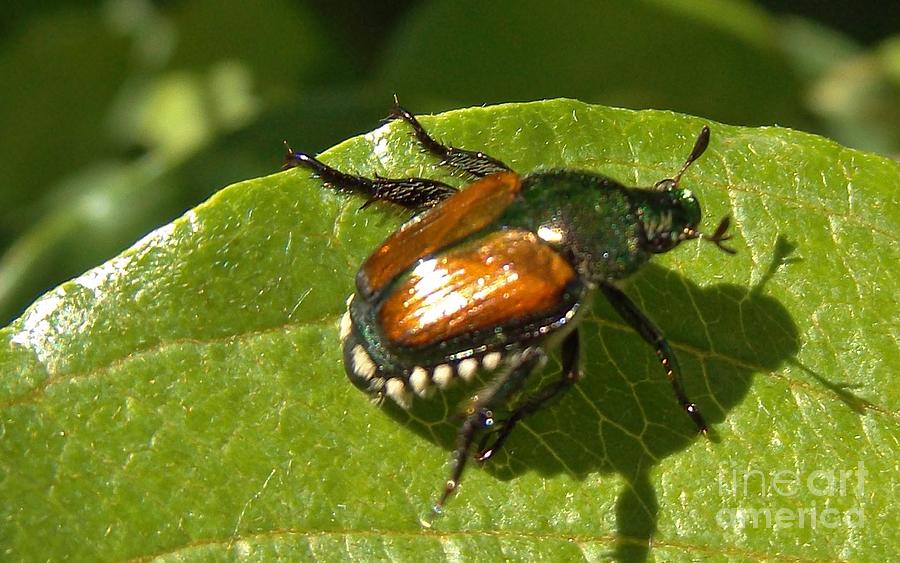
600;282;709;434
434;407;493;515
434;347;546;513
476;330;583;462
283;147;458;210
389;99;512;177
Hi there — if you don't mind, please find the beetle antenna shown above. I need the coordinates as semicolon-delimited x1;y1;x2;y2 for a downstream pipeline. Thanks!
673;125;710;187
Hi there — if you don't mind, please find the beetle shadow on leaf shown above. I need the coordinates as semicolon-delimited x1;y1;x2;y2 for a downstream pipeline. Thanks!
384;243;800;562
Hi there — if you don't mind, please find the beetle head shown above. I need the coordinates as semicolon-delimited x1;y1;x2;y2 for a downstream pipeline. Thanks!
639;126;735;255
638;184;702;253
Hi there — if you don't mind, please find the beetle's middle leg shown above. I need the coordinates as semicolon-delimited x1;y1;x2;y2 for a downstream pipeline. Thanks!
390;99;513;178
600;281;709;434
475;330;582;462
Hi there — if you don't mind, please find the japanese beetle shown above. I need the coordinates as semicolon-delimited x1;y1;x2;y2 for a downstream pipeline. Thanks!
283;100;735;513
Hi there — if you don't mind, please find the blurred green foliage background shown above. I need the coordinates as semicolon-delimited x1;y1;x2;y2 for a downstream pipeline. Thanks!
1;0;898;325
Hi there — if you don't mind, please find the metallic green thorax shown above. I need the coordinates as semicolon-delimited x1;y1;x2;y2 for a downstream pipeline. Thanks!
500;170;701;283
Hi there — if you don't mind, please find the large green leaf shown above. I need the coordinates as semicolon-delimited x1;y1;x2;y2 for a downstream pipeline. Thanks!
1;100;896;561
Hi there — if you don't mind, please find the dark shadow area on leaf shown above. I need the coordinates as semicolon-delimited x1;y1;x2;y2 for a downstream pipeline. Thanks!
380;244;799;562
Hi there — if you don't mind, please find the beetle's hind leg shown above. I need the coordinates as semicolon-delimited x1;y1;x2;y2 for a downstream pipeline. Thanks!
283;147;458;210
434;347;546;514
389;99;512;178
476;330;582;462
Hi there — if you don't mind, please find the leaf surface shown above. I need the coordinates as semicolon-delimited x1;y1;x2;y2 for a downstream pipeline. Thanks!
1;100;896;561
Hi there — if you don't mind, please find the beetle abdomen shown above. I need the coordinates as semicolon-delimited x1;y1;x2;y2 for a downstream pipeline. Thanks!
340;298;513;409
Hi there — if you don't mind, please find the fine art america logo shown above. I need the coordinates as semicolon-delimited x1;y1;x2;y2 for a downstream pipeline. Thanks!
716;461;866;529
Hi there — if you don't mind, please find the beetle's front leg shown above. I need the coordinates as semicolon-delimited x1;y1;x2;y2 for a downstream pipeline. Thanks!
476;330;582;462
600;282;709;434
434;347;546;513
